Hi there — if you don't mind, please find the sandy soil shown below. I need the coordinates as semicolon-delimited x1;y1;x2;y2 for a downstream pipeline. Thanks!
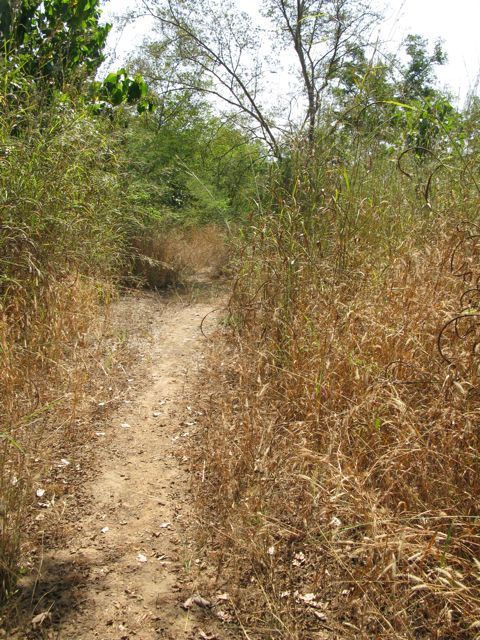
14;291;233;640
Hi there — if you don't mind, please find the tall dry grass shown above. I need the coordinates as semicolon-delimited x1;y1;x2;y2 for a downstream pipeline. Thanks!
0;93;132;600
131;223;230;288
195;143;480;638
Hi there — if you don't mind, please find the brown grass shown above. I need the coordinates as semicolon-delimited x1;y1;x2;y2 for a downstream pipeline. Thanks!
194;210;480;639
130;224;230;289
0;276;131;596
0;100;132;602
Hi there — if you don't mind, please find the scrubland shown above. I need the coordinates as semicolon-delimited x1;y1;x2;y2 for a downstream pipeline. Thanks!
0;96;129;593
0;74;238;610
2;4;480;639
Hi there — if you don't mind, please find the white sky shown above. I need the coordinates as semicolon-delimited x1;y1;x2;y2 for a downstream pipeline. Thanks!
101;0;480;106
380;0;480;103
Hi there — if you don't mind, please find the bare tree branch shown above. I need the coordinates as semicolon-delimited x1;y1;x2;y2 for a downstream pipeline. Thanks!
140;0;282;156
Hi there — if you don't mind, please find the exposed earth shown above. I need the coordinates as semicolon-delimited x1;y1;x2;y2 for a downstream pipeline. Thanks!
12;289;235;640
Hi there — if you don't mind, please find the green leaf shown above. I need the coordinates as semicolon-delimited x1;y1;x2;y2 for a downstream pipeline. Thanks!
0;432;24;453
384;100;416;110
127;80;143;104
104;71;119;86
110;87;125;106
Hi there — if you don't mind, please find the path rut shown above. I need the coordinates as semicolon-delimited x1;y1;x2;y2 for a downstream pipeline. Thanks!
27;293;228;640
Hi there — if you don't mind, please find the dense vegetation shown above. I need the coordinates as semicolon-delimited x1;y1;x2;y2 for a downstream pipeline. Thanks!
1;0;480;637
0;0;258;606
165;2;480;638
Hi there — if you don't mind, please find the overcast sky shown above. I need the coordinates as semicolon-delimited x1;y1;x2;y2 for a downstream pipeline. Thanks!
102;0;480;105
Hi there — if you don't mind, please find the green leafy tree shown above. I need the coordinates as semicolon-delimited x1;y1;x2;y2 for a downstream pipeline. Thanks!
0;0;111;89
122;40;264;221
401;34;447;101
398;36;457;155
331;45;399;143
122;85;264;224
331;35;457;157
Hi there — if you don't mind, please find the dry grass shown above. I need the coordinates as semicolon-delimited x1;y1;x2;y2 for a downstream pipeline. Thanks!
0;276;130;593
194;200;480;638
131;224;230;289
0;98;131;602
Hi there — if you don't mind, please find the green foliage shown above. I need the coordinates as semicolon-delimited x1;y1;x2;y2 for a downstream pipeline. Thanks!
463;95;480;156
0;0;111;89
402;34;447;101
328;34;459;163
403;95;461;153
121;89;265;226
90;69;155;114
0;2;152;126
0;100;131;290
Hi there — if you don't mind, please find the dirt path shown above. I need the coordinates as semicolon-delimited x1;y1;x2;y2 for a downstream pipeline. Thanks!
23;292;232;640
